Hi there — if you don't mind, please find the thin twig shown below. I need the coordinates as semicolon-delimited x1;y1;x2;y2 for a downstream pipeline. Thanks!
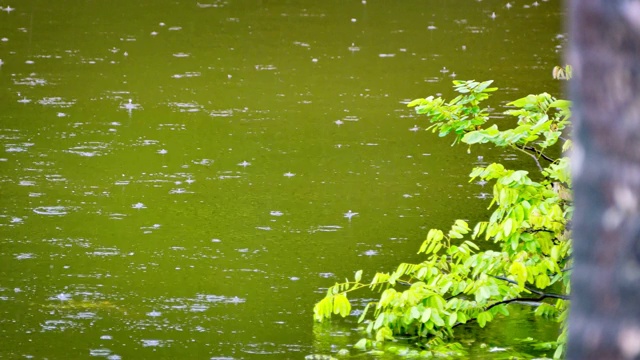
514;146;544;172
519;145;556;163
490;275;569;300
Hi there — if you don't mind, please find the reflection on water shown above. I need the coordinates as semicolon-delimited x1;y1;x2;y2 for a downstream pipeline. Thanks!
0;0;563;358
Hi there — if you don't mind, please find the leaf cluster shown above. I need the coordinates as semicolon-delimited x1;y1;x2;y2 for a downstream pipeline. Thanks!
313;80;573;359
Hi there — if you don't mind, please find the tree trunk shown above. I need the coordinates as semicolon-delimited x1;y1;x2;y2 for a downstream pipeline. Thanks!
569;0;640;359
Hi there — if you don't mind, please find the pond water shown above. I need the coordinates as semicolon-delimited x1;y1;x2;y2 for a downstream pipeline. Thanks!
0;1;565;359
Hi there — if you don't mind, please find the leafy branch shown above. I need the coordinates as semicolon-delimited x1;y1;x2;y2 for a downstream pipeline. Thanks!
312;80;572;359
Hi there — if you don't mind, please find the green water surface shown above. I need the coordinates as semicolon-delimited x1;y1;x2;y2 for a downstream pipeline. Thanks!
0;1;564;358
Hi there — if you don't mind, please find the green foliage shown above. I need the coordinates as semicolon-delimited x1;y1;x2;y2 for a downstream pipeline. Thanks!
552;65;573;80
313;80;572;359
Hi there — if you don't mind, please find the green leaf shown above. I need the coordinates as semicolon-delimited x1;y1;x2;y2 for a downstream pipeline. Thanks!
464;240;480;251
430;311;445;327
535;273;551;289
548;99;571;110
313;297;332;321
376;326;394;342
410;306;421;320
462;131;486;144
475;80;494;92
503;218;513;237
433;243;443;254
472;222;488;239
354;338;368;351
374;313;385;329
448;311;458;326
333;294;352;317
354;270;363;283
421;308;432;323
553;343;564;359
457;311;468;324
475;286;491;303
509;261;528;289
477;311;488;328
358;303;372;323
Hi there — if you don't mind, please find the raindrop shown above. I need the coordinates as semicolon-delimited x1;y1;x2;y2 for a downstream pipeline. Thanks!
121;98;141;117
55;293;71;301
146;310;162;317
132;202;146;209
142;340;161;347
344;210;359;221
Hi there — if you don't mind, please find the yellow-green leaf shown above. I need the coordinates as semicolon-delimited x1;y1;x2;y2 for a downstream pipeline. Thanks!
430;311;445;327
448;311;458;326
333;294;351;317
421;308;432;323
354;338;368;351
509;261;527;289
503;218;513;237
354;270;363;283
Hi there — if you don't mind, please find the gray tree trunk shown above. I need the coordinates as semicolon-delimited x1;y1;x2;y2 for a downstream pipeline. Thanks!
569;0;640;359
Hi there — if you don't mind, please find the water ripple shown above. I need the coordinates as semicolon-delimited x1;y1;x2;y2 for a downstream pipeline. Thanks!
33;206;68;216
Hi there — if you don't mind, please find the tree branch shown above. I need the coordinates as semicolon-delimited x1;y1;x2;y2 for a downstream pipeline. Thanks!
490;275;569;300
514;146;544;172
518;145;556;163
452;292;569;330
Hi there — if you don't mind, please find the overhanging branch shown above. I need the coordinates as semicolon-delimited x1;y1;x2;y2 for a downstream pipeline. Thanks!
490;275;569;300
518;145;556;163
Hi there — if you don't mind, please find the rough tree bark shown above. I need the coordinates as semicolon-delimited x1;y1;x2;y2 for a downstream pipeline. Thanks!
569;0;640;359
